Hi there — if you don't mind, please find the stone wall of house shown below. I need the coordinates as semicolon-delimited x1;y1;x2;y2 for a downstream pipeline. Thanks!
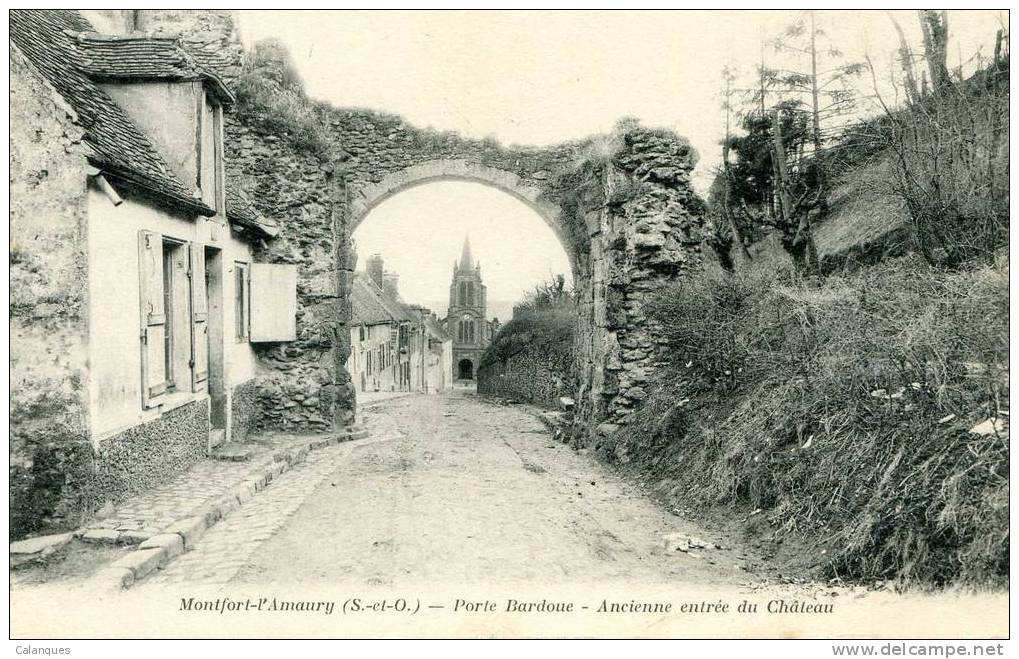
230;379;261;442
134;10;352;433
9;46;95;539
92;398;209;508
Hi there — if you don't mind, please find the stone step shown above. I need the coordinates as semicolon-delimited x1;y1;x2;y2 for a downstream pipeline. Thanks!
10;532;73;568
211;444;256;462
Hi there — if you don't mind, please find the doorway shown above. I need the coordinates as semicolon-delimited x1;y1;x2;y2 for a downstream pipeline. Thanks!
458;359;474;380
204;247;226;443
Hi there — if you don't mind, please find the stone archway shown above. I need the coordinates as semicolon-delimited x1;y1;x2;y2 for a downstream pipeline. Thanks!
325;111;708;437
347;159;575;273
143;10;710;440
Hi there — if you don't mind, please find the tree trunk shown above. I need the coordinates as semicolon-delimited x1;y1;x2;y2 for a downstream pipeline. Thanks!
918;10;951;93
888;13;921;104
771;111;818;275
809;11;822;153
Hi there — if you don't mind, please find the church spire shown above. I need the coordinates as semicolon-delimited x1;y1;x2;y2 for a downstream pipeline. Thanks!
459;234;474;270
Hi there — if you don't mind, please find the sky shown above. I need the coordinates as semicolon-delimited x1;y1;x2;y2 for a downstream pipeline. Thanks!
236;10;1006;316
348;181;570;320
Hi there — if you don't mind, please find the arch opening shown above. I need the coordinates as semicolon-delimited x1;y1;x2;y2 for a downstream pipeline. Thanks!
341;160;586;419
346;159;581;277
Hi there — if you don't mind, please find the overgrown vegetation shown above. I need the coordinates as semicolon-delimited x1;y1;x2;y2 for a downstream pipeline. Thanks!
613;254;1008;588
622;12;1010;590
860;50;1009;268
479;276;576;407
232;39;332;157
710;11;1009;275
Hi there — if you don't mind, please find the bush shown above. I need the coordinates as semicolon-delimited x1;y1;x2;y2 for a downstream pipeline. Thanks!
232;39;332;158
617;254;1008;588
479;277;576;407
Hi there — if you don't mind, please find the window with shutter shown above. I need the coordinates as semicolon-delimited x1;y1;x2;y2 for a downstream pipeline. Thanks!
189;244;209;391
249;263;298;342
138;230;168;408
234;262;249;341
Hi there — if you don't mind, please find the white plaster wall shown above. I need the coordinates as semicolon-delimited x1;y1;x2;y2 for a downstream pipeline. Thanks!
86;191;260;440
86;188;199;439
346;323;398;393
101;81;201;189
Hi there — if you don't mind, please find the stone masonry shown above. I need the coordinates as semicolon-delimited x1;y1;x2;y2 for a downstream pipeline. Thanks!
10;43;94;538
129;11;708;441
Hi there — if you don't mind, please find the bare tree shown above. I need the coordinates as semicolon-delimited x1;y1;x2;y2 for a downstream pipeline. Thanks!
918;10;951;93
862;17;1008;268
721;65;752;263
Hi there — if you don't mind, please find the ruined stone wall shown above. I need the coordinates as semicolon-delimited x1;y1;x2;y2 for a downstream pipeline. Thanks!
135;11;707;442
599;126;706;430
566;125;708;439
9;46;94;539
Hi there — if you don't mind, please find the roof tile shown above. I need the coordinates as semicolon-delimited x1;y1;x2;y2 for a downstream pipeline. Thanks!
10;10;213;215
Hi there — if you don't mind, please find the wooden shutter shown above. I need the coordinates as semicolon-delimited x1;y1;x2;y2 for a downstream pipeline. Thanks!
188;243;209;391
249;263;297;342
138;230;167;408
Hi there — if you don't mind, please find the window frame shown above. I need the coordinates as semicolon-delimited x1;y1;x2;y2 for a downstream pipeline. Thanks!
161;237;188;393
234;261;250;342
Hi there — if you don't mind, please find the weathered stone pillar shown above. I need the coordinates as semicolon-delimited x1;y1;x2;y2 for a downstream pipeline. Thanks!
575;124;707;440
331;162;357;426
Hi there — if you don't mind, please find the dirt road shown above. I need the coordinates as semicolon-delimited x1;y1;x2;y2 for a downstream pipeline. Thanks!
152;388;757;587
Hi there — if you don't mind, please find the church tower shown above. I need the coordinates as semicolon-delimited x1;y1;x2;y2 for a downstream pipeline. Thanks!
446;235;488;380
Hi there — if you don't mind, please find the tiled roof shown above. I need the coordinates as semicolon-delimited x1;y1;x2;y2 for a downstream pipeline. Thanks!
350;275;395;326
9;10;214;215
226;186;279;238
423;314;450;342
74;33;235;104
350;274;413;326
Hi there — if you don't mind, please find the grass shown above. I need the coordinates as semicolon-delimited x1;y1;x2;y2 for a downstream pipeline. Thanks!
612;253;1009;588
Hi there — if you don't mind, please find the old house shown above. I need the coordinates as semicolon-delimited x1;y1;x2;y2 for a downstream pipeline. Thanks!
347;270;409;394
346;255;452;396
407;306;453;394
10;10;296;538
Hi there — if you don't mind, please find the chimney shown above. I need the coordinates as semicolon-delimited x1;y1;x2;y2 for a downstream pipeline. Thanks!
383;272;400;300
366;254;384;289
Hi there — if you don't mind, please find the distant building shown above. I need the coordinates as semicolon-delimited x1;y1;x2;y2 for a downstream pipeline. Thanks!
346;254;451;395
442;237;500;381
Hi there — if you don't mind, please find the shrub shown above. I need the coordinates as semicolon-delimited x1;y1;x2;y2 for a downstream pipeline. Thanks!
232;39;332;158
617;254;1008;588
479;277;576;407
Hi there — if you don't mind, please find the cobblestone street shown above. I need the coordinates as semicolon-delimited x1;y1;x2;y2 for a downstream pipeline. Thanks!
132;389;758;591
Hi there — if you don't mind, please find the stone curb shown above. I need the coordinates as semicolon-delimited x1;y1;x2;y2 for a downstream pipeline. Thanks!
90;426;369;591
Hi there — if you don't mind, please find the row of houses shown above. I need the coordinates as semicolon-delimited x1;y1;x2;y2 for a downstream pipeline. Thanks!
10;10;297;538
347;254;453;396
9;9;455;541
